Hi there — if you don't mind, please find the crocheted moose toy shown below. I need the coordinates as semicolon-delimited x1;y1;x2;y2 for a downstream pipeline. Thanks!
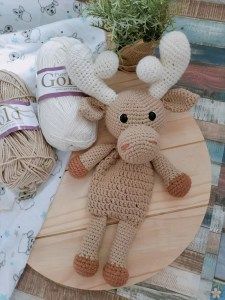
66;31;199;287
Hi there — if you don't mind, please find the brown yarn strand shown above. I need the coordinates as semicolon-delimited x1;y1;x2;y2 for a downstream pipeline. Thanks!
0;70;56;199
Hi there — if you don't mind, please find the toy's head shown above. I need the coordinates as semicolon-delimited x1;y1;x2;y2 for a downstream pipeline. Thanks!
105;89;163;164
66;31;199;164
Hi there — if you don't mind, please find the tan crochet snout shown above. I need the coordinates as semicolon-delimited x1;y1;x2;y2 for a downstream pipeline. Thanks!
117;125;160;164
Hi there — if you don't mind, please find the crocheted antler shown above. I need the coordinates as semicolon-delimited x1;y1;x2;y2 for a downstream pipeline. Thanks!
66;31;195;120
66;43;119;105
136;31;191;99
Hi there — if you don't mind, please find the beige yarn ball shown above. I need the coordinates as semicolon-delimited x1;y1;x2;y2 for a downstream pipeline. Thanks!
0;70;56;199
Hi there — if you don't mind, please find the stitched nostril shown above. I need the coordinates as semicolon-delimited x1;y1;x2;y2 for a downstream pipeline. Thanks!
121;143;130;151
149;140;157;145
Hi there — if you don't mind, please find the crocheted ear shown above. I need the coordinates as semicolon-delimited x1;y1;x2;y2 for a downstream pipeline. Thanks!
161;88;199;112
136;31;191;99
80;98;105;121
66;43;118;105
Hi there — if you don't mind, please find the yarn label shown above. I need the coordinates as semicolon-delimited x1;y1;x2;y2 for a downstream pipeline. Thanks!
36;66;87;101
0;101;39;139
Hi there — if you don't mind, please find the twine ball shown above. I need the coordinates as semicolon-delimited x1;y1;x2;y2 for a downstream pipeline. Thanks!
36;37;97;152
0;70;56;199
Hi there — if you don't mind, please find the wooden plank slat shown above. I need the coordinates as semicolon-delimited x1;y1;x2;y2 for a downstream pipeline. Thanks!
196;120;225;144
180;64;225;101
215;233;225;281
171;249;204;274
191;98;225;125
38;141;210;238
188;226;209;254
218;165;225;191
202;206;213;228
191;44;225;66
117;284;195;299
173;16;225;47
201;253;218;281
209;205;225;233
211;162;221;186
209;185;225;207
145;266;201;298
200;206;224;281
206;231;221;255
29;206;207;290
206;140;225;165
171;0;225;22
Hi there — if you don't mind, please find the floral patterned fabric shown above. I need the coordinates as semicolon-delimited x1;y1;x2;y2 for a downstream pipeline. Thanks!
0;0;85;33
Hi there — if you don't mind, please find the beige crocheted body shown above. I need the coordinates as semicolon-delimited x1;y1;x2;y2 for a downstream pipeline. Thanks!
88;149;154;227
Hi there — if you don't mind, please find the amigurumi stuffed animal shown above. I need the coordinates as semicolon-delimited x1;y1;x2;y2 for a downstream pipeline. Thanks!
67;31;200;287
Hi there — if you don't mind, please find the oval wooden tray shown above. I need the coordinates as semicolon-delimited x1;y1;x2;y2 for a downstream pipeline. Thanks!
28;73;211;290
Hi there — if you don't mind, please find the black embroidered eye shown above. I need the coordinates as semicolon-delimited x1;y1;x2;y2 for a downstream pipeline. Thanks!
120;114;128;123
149;111;156;121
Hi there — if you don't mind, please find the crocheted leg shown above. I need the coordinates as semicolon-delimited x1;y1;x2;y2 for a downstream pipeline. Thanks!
103;221;137;287
74;215;107;277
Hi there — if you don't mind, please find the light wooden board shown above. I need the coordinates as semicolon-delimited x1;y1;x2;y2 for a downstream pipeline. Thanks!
28;72;211;290
29;206;207;290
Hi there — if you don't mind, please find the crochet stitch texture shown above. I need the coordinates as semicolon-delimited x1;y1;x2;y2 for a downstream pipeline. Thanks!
67;31;199;287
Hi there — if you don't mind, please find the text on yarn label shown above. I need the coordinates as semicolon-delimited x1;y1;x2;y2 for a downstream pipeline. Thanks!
0;101;39;139
36;66;87;101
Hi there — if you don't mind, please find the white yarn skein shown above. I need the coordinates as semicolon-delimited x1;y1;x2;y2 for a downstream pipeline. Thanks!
36;37;97;151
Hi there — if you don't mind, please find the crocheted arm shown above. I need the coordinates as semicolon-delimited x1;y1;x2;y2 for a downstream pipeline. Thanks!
152;152;191;197
69;144;115;178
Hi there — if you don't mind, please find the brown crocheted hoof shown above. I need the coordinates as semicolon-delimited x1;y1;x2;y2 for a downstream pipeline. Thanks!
69;156;88;178
74;255;99;277
103;262;129;287
167;173;191;197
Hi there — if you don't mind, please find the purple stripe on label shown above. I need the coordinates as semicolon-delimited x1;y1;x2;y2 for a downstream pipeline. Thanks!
0;99;31;106
37;66;66;75
38;91;89;102
0;125;39;139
